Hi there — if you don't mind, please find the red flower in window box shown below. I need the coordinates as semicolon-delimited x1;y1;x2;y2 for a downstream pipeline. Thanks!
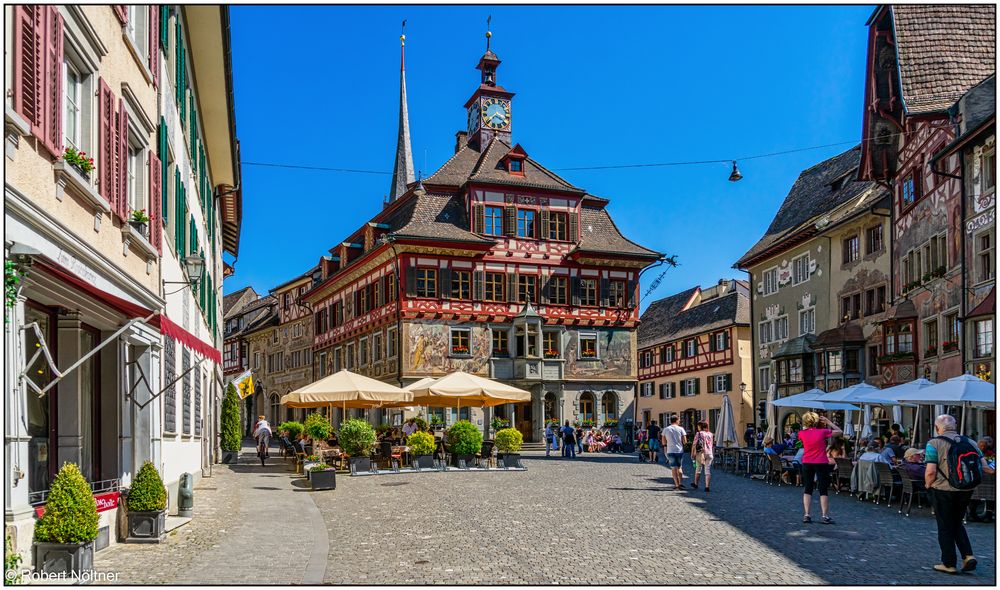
544;349;560;359
580;349;597;359
451;345;470;355
942;340;959;353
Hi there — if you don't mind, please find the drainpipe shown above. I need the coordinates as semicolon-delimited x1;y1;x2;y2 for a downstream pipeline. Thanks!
958;150;968;375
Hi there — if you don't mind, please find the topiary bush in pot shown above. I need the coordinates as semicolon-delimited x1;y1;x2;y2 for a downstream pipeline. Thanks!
303;412;333;442
278;421;304;441
220;383;241;463
446;420;483;466
407;431;436;469
495;427;524;468
33;463;99;575
126;461;167;542
339;419;377;473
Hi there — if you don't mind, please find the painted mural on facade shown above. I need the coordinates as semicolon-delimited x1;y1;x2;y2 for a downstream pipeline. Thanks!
565;329;633;379
404;321;491;375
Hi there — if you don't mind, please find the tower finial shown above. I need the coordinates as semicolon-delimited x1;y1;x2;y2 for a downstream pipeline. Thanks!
486;15;491;51
388;21;415;204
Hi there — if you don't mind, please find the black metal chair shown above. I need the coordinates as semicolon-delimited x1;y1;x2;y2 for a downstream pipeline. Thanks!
834;458;854;495
896;466;928;516
765;454;785;486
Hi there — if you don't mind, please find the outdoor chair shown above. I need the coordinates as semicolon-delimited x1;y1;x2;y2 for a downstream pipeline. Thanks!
477;441;495;468
765;454;784;486
874;462;902;506
896;467;928;516
834;458;854;495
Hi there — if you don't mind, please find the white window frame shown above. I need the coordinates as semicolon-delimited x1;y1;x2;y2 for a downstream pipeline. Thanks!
759;320;772;345
359;336;369;366
640;382;654;397
774;315;789;341
386;327;397;359
125;5;148;63
664;346;674;363
63;59;83;151
762;267;778;296
714;332;726;351
685;339;697;358
712;374;728;393
799;307;816;335
578;333;599;360
758;365;771;393
974;319;994;358
682;378;698;397
974;228;995;284
450;327;472;358
791;253;810;285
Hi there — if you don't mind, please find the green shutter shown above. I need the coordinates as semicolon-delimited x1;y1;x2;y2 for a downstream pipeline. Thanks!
199;249;206;309
174;20;182;104
189;216;196;256
159;6;169;49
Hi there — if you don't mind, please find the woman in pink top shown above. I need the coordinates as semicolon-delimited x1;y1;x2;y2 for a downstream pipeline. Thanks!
798;411;842;524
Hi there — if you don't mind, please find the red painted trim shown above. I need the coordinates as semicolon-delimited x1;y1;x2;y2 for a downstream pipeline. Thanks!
160;315;222;364
33;260;160;329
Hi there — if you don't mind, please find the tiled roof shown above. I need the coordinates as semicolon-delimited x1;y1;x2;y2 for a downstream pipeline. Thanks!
387;192;493;244
735;146;883;268
892;5;996;114
223;286;257;319
772;334;817;359
425;138;583;193
638;288;749;348
576;204;659;258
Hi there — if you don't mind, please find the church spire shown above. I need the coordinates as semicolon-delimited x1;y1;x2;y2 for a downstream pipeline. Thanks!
388;21;415;203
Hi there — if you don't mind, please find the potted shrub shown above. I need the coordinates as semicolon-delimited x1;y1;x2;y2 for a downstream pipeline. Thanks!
126;461;168;543
278;420;304;441
339;418;377;473
490;416;510;434
302;455;321;479
33;463;98;576
446;420;483;467
220;384;241;463
303;412;332;442
429;414;445;431
61;147;94;180
495;427;523;467
129;209;150;238
407;431;436;469
412;415;428;432
308;464;336;490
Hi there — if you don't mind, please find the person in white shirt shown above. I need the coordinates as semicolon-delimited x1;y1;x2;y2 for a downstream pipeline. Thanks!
662;415;688;490
402;418;418;438
253;416;273;459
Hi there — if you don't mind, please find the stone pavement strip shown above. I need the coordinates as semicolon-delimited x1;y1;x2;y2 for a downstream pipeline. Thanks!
93;449;995;585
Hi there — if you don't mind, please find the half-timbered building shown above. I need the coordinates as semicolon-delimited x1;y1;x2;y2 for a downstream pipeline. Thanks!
636;280;752;435
301;38;661;441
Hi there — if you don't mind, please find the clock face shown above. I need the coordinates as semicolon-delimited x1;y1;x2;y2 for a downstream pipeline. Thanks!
467;104;480;134
480;97;510;130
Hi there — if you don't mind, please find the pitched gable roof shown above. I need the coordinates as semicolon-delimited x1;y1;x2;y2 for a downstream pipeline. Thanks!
735;146;884;268
892;5;996;114
576;203;659;258
389;192;493;244
223;286;258;319
638;287;749;348
424;138;583;193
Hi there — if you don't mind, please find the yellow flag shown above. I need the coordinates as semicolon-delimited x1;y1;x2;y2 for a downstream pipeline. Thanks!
234;371;255;399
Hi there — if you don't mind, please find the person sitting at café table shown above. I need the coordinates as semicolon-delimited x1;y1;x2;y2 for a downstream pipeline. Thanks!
859;440;892;464
978;436;995;469
885;435;906;462
763;437;778;455
901;447;926;480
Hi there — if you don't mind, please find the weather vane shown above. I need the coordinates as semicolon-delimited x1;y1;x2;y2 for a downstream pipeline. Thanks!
400;19;406;45
486;15;492;50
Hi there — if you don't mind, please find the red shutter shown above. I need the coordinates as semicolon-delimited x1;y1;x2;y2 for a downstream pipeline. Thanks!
148;6;159;87
113;5;128;24
149;152;162;253
12;6;44;129
116;98;129;218
39;6;63;157
98;78;115;203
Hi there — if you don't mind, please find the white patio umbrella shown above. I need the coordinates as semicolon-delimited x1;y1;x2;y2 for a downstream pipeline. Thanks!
764;385;777;443
715;395;739;447
771;388;860;411
891;374;996;432
874;378;935;445
817;383;897;406
860;405;873;440
843;410;855;437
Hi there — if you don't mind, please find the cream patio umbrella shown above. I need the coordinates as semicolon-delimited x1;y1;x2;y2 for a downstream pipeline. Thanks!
280;369;413;414
402;371;531;409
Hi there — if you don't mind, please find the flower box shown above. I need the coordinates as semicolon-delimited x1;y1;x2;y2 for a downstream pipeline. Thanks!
942;341;959;353
925;347;938;357
451;346;470;355
544;349;560;359
129;220;149;238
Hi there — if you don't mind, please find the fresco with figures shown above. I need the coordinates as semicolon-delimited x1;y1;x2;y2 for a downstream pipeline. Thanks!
404;322;491;375
565;329;633;379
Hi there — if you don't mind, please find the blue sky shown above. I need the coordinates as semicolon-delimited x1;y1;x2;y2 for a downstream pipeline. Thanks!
226;5;874;309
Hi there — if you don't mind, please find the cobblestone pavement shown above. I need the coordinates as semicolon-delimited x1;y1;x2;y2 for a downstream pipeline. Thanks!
94;448;995;585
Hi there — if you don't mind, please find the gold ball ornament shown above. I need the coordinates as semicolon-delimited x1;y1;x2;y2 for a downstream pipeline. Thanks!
486;31;492;38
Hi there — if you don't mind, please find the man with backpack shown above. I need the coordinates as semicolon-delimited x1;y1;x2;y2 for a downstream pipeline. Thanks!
924;414;995;575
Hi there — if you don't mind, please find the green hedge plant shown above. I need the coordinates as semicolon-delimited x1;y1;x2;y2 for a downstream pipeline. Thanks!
446;420;483;456
308;463;332;472
220;384;241;452
338;419;376;457
495;428;523;454
33;463;99;544
278;421;304;441
128;461;167;512
303;412;332;441
412;415;428;432
407;431;436;456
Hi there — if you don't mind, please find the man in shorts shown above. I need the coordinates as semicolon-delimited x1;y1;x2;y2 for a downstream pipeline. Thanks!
663;415;688;490
646;420;661;463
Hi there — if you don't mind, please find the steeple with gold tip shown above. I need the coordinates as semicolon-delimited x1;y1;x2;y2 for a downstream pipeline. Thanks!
465;16;514;149
388;20;415;204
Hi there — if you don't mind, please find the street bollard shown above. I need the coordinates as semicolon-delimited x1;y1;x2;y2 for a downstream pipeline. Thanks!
178;472;194;517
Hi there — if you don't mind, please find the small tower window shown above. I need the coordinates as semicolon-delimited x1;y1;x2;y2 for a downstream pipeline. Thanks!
509;158;523;175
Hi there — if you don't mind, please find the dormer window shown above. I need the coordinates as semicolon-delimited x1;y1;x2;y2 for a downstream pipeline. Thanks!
509;158;523;175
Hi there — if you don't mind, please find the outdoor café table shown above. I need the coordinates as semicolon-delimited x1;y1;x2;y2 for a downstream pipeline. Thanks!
391;445;410;467
741;449;767;478
721;447;739;473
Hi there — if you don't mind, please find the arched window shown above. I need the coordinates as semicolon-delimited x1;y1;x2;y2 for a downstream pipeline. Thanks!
601;392;618;424
579;392;595;423
270;394;280;423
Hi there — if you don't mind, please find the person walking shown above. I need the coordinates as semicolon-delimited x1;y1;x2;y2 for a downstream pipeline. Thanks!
576;425;584;454
545;423;556;457
798;412;841;525
691;420;714;492
647;420;662;464
561;420;577;459
663;416;687;490
925;414;994;574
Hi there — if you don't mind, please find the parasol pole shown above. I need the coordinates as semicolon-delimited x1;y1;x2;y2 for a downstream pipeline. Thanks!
961;402;968;434
910;405;920;448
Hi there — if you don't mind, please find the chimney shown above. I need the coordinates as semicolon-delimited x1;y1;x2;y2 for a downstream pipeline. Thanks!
455;131;468;153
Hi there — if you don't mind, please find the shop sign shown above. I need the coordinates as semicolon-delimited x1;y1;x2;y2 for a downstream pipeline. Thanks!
34;491;120;518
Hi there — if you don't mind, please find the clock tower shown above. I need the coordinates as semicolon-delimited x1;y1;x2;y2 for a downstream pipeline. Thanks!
464;30;514;149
